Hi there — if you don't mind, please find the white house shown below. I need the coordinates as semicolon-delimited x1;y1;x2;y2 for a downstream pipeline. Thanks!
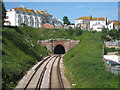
4;7;53;28
75;16;91;30
51;18;63;28
107;20;120;30
90;17;107;31
107;22;114;30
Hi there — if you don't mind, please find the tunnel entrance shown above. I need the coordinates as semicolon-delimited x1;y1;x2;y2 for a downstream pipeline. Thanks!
54;45;65;54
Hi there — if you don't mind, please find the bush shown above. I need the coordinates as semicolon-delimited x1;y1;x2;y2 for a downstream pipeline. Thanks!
74;29;82;36
102;28;119;40
106;48;117;52
67;28;82;36
20;23;26;27
101;28;109;40
67;28;74;36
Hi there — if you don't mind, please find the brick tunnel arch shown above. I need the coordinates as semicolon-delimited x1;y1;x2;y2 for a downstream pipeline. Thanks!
54;44;65;54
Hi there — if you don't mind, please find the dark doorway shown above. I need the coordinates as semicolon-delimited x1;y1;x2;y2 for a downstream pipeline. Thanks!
54;45;65;54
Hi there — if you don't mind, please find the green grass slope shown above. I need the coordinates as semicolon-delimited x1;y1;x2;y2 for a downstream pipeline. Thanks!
64;31;119;88
2;27;50;88
2;26;81;88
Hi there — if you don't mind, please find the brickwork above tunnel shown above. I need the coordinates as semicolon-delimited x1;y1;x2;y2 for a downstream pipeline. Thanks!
38;39;80;52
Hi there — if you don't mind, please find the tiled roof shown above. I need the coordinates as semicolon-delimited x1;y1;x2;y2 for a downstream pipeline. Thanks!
13;7;52;16
42;23;54;29
108;20;120;26
114;21;120;25
40;11;52;16
108;20;118;23
91;17;105;21
76;16;91;20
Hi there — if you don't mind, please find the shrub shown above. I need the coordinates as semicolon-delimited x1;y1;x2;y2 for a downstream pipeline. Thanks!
20;23;26;27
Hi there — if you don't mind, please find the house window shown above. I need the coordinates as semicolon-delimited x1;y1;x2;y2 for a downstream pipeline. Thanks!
18;15;23;26
30;17;34;27
24;16;28;26
35;17;39;27
98;22;100;24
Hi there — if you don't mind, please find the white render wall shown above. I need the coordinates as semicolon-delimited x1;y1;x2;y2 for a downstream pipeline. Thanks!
4;9;52;28
92;25;105;31
107;22;114;30
90;20;107;29
4;11;16;26
90;20;107;31
75;19;83;27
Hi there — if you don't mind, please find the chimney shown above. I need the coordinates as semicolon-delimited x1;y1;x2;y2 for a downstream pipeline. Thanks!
105;17;108;25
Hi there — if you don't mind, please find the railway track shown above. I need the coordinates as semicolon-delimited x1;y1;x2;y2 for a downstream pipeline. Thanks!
15;54;67;89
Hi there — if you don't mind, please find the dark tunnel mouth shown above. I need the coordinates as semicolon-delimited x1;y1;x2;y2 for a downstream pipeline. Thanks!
54;45;65;54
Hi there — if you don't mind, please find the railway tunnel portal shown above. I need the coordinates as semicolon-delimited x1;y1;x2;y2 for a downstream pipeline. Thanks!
38;39;80;54
54;44;65;54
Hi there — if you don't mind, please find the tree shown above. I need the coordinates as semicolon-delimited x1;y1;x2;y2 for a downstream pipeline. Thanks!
108;29;118;40
70;23;75;25
101;28;109;40
1;1;6;26
118;29;120;39
63;16;70;25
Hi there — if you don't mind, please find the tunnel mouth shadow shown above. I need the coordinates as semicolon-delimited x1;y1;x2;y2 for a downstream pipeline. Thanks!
54;44;65;54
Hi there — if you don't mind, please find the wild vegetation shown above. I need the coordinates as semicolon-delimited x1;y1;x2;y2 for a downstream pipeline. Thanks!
101;28;120;41
101;28;120;55
104;47;119;55
63;31;119;88
2;26;82;88
2;26;119;88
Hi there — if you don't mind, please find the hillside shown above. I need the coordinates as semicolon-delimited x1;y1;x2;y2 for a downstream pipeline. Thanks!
63;31;119;88
2;27;47;88
2;26;119;88
2;26;81;88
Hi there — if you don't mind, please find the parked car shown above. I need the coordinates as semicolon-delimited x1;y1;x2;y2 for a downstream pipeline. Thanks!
106;60;120;66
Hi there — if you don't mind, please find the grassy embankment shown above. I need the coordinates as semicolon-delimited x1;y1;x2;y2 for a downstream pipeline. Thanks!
64;31;119;88
2;26;119;88
2;26;79;88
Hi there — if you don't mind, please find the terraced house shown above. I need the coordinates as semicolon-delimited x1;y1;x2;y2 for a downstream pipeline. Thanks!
75;15;120;31
4;7;53;28
90;17;108;31
107;20;120;30
75;16;92;30
75;16;108;31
